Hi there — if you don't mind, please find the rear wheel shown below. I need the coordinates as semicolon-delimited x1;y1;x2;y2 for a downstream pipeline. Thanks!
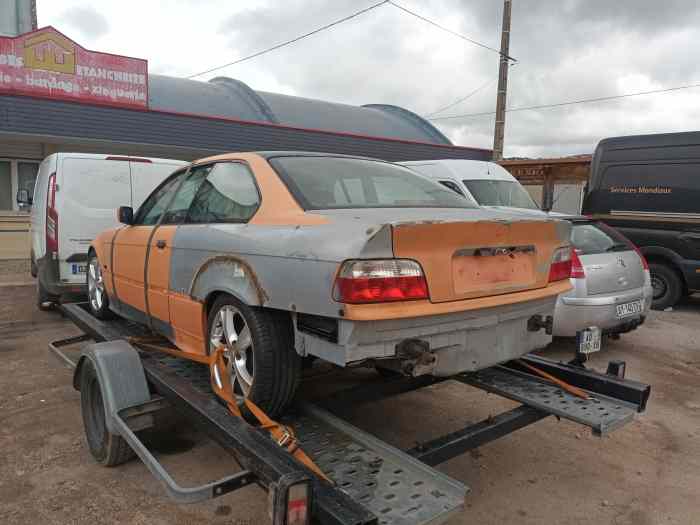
37;279;58;311
87;254;113;319
80;359;134;466
649;262;683;310
208;294;301;418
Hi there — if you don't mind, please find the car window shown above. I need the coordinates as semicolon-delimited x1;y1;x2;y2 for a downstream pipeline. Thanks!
571;221;632;255
187;162;260;223
438;180;465;196
462;180;538;209
161;165;212;224
270;156;474;210
136;170;186;225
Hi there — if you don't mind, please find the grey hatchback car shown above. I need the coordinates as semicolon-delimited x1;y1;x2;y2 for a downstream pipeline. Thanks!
553;217;653;337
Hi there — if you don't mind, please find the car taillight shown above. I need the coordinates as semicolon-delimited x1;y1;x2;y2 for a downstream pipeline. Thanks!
632;245;649;270
333;259;429;304
571;249;585;279
46;172;58;253
548;246;572;282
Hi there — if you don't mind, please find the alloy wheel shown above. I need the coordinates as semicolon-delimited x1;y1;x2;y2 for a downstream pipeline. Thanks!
209;305;254;396
87;258;106;312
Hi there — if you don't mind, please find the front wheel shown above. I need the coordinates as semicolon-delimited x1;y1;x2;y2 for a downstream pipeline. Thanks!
87;254;113;319
208;295;301;417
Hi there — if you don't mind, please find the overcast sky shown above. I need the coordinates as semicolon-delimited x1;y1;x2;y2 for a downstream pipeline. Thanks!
36;0;700;157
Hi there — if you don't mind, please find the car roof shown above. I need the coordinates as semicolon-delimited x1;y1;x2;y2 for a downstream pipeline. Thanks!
193;150;391;166
399;159;516;182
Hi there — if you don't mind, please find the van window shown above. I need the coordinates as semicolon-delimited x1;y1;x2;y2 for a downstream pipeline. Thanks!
136;171;186;225
438;180;465;196
462;180;538;209
597;163;700;214
187;163;260;223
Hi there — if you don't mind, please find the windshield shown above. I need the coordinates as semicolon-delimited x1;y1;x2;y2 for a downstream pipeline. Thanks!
462;180;538;209
270;156;476;210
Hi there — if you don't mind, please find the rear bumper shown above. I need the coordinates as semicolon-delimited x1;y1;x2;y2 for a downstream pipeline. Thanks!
37;254;86;297
296;295;556;374
553;285;653;337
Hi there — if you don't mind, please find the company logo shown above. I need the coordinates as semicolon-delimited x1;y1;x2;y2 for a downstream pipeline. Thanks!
23;30;75;75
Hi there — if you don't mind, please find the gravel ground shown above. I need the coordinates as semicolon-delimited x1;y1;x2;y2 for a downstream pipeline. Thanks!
0;285;698;525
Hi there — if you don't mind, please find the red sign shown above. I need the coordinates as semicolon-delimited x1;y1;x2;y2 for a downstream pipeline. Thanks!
0;26;148;109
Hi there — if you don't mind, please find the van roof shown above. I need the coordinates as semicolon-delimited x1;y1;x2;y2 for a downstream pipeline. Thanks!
45;152;188;165
400;159;516;182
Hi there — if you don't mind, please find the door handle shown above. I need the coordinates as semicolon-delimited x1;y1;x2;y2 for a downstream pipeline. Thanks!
156;240;167;249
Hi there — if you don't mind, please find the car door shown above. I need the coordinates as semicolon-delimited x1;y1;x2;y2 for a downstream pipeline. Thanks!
111;169;185;320
145;164;212;331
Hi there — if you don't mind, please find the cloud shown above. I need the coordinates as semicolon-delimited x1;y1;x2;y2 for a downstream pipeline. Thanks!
57;6;110;41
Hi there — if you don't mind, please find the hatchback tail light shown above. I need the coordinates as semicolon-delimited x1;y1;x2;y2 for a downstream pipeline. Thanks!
46;172;58;254
571;249;585;279
632;245;649;270
548;246;572;282
333;259;429;304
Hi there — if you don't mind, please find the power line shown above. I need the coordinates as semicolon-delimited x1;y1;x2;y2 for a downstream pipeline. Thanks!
186;0;390;79
387;0;516;61
428;82;700;121
425;77;497;117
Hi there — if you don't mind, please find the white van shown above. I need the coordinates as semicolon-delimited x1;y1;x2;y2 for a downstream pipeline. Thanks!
400;159;544;214
24;153;187;309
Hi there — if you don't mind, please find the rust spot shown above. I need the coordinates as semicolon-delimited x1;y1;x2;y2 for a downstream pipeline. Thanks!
188;255;269;304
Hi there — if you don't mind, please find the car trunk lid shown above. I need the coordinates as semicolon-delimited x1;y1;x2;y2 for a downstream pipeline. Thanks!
579;251;645;295
391;218;569;303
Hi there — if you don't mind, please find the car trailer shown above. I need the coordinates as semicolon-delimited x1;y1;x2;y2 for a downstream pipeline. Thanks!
49;302;651;525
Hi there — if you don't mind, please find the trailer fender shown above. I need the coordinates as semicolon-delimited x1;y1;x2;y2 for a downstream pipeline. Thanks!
73;340;151;435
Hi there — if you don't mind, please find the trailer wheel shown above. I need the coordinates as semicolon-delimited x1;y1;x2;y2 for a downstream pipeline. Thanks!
80;359;135;466
208;294;301;418
649;263;683;310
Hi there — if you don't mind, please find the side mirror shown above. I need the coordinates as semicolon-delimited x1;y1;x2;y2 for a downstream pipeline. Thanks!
16;189;32;206
117;206;134;225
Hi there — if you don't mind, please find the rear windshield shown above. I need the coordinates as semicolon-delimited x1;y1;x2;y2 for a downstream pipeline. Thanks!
571;221;632;255
269;156;475;210
463;180;539;209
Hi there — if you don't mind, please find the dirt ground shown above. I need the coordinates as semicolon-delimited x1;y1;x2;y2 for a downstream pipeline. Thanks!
0;281;698;525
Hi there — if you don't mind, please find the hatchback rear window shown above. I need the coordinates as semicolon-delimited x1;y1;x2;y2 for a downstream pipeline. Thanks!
269;156;475;210
571;221;632;255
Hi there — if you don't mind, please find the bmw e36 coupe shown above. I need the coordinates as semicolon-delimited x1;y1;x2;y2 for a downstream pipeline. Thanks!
87;152;572;416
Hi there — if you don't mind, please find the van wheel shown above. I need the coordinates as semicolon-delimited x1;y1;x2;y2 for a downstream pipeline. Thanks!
37;280;58;311
649;263;682;310
87;255;113;319
207;294;301;418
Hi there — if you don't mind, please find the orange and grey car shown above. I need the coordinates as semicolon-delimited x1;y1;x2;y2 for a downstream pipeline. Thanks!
88;152;573;416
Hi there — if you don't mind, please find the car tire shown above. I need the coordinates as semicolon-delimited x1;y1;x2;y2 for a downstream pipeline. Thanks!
207;294;301;418
649;263;683;310
37;279;58;311
87;254;113;319
80;358;135;466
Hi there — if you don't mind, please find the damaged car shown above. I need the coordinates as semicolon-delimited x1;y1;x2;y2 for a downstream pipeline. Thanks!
88;152;573;416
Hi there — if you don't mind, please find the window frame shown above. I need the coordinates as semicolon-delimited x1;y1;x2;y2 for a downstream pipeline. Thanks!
183;161;262;225
133;168;188;226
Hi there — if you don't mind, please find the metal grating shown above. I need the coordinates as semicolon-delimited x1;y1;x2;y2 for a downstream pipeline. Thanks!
459;366;637;435
289;405;466;525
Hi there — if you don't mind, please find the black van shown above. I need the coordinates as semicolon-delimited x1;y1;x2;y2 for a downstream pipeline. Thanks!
582;131;700;309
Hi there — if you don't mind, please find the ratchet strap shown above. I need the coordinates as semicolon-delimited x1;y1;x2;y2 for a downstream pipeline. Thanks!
128;337;329;482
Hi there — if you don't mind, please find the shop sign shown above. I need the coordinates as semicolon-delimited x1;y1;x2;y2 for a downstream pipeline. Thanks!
0;26;148;109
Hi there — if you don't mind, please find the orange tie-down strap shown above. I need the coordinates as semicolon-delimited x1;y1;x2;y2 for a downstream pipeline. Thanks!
128;337;330;482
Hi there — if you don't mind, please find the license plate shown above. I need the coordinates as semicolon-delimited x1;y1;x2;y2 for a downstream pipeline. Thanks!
71;264;87;275
616;299;643;319
577;327;602;355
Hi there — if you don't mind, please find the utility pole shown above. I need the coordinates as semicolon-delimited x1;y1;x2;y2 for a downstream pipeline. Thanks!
492;0;512;161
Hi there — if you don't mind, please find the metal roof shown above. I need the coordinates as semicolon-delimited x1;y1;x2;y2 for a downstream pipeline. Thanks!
147;74;452;145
